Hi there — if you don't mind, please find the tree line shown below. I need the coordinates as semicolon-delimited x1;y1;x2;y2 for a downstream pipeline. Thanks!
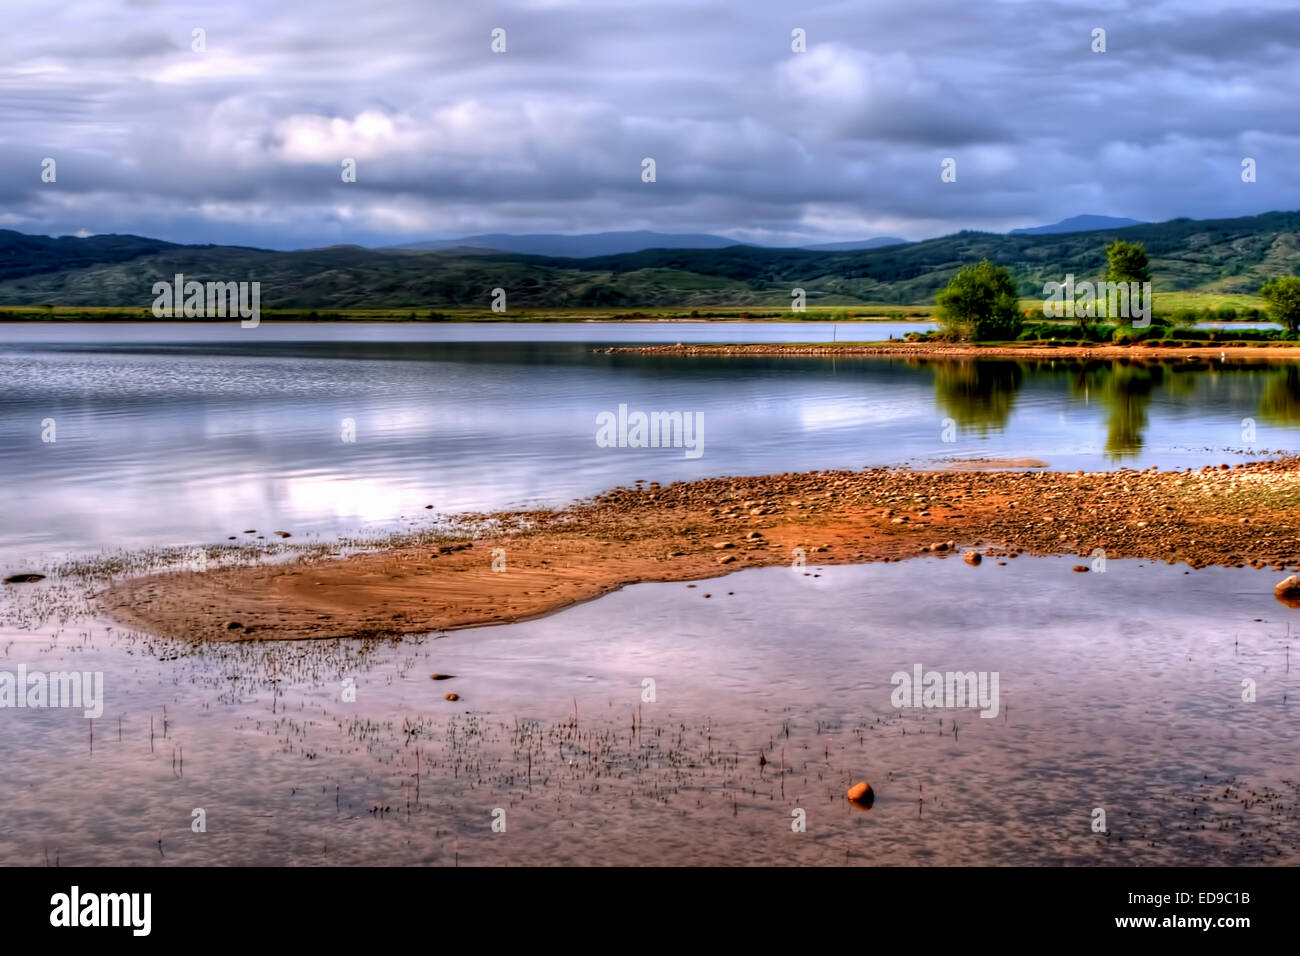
936;241;1300;341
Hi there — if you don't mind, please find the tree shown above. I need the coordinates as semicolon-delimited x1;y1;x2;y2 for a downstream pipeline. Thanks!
1091;240;1153;327
1105;240;1151;284
1260;275;1300;332
935;259;1023;341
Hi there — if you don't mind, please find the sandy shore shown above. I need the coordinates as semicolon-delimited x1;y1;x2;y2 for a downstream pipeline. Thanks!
597;343;1300;359
97;459;1300;642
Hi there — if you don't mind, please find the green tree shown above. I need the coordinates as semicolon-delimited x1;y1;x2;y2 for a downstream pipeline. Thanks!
1260;275;1300;332
1105;240;1151;284
935;259;1023;341
1090;240;1153;327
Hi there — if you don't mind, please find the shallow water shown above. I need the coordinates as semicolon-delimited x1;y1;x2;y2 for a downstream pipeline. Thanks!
0;557;1296;866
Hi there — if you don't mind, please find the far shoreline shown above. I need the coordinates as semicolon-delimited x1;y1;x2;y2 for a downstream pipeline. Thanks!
598;342;1300;360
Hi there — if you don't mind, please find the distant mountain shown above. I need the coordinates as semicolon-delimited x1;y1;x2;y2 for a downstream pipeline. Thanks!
1011;215;1146;235
800;237;908;251
3;211;1297;308
391;230;908;257
391;231;749;257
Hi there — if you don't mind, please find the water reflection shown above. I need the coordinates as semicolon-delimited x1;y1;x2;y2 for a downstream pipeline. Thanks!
929;360;1026;434
1066;362;1162;460
925;356;1300;461
3;327;1300;559
1261;366;1300;426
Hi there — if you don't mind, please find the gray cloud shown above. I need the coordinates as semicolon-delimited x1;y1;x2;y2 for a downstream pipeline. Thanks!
0;0;1296;248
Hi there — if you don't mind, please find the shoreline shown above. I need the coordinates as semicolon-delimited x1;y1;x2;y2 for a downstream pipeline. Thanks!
2;317;935;329
98;459;1300;643
597;342;1300;359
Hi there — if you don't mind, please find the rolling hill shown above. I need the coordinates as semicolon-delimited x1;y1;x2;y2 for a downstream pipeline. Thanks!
1;211;1298;309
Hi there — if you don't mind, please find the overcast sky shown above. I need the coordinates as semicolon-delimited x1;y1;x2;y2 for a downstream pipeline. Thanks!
2;0;1297;249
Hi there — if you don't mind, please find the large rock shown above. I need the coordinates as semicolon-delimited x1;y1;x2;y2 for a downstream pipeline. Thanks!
847;781;874;806
1276;575;1300;597
1275;575;1300;607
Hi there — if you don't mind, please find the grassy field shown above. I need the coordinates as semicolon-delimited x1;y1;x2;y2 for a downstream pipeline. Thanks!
0;292;1275;324
1016;291;1272;321
1150;291;1268;312
0;304;940;323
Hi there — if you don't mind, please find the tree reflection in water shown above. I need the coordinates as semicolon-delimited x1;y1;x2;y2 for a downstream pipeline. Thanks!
1260;365;1300;426
928;356;1300;460
930;359;1025;435
1067;360;1165;460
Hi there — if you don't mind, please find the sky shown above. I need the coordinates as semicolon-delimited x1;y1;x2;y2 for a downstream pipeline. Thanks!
2;0;1298;250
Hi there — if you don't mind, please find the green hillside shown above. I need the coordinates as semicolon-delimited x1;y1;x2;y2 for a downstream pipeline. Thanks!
2;211;1299;309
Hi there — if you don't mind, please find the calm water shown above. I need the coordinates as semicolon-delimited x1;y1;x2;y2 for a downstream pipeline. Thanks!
1;322;1298;866
1;558;1295;866
1;322;1298;563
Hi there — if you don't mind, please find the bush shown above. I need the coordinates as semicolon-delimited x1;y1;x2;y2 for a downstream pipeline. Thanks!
1261;276;1300;332
935;259;1024;341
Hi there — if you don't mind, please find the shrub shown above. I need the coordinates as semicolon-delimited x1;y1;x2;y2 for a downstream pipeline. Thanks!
1260;276;1300;332
935;259;1024;341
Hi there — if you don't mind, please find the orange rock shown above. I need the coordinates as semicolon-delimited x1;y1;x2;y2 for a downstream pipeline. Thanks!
847;781;874;803
1275;575;1300;608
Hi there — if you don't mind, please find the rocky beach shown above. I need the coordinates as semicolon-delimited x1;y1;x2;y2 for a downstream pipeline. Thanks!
99;457;1300;643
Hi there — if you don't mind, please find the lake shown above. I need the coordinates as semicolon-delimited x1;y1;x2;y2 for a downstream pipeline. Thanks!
1;321;1298;866
1;322;1298;561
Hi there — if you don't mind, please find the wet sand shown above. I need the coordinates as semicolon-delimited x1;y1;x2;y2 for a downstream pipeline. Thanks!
98;459;1300;642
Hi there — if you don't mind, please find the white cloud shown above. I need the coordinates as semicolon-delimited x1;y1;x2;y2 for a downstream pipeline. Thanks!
0;0;1295;248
